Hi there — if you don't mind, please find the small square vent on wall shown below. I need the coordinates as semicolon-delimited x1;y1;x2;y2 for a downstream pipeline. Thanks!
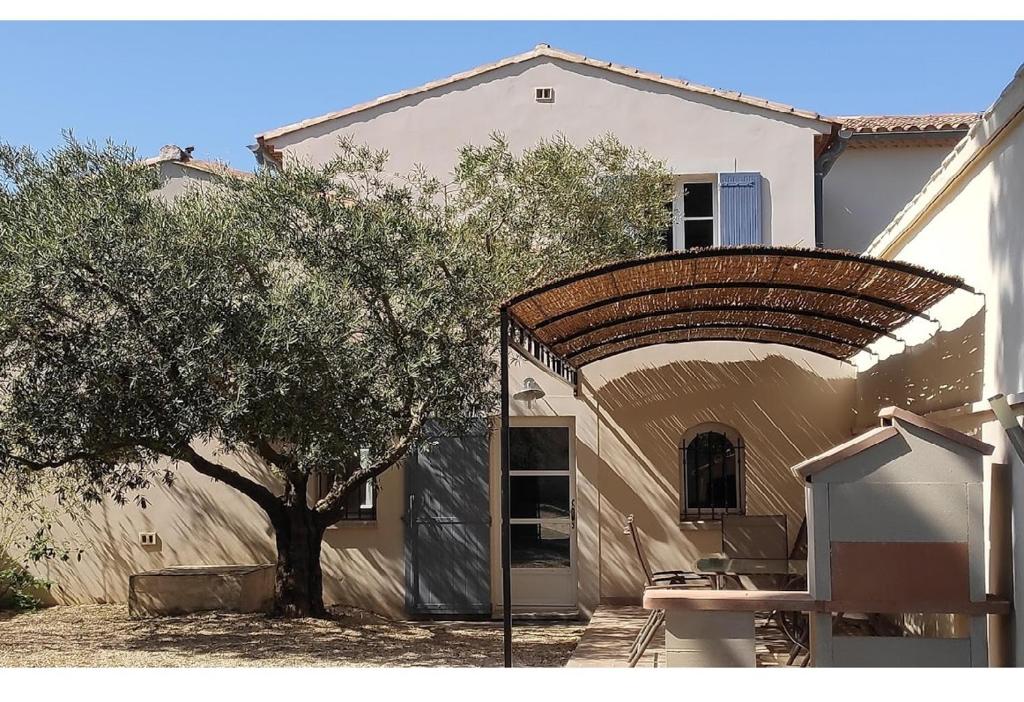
139;532;158;546
535;87;554;103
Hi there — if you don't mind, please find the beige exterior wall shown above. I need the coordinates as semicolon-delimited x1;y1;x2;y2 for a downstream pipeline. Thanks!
863;123;1024;416
42;341;855;620
858;72;1024;664
492;343;854;616
37;443;409;618
36;445;281;608
152;162;219;199
822;144;957;254
268;56;830;247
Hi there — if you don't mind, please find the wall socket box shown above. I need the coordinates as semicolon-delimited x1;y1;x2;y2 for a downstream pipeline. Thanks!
139;532;158;546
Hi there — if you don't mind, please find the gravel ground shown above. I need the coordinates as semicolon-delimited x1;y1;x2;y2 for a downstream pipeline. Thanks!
0;605;585;668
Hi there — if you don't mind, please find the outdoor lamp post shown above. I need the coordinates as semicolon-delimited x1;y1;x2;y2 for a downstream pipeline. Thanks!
499;307;512;668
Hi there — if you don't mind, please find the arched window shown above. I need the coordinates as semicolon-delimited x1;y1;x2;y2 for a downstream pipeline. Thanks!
679;423;745;521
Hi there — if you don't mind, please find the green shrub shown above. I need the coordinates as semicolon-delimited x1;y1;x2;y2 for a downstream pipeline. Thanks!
0;558;52;610
0;475;84;611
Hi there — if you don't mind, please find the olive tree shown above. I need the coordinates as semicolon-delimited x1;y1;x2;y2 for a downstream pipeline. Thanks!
0;134;670;617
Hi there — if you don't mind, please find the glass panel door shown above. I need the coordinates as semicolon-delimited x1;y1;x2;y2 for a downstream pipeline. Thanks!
508;424;576;609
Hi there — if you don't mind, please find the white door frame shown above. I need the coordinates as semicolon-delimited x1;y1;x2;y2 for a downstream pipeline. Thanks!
507;416;578;611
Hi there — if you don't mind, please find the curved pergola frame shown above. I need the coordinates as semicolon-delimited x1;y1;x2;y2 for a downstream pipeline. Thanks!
503;246;971;372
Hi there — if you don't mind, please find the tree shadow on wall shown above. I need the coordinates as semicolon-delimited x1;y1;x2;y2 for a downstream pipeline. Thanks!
576;348;856;597
855;303;986;429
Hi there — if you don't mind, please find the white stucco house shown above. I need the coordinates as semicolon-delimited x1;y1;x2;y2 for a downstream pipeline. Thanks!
40;44;1023;665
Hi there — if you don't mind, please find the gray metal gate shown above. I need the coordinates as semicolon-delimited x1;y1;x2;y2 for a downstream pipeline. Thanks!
405;421;491;616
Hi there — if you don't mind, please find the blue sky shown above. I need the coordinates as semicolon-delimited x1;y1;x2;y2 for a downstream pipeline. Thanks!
2;21;1022;168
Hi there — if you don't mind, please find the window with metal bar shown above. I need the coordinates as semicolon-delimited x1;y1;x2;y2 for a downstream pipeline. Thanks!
317;448;377;522
679;428;744;521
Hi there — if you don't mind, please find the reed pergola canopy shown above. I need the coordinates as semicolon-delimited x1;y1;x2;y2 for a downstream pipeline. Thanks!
503;247;972;372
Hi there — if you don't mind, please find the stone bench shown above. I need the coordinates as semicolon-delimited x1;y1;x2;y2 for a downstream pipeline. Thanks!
128;564;275;618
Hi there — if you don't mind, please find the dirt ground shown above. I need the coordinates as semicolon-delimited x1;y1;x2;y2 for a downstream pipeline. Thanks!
0;604;585;667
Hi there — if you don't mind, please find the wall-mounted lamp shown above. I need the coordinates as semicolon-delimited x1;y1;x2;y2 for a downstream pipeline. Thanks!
512;377;545;406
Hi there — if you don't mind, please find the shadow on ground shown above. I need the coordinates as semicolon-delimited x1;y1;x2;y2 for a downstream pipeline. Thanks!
0;605;584;668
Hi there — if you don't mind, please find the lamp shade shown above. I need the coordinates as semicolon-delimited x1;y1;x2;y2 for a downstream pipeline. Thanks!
512;377;545;403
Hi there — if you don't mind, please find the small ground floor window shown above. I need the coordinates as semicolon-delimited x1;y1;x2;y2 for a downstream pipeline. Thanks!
679;423;745;521
316;448;377;521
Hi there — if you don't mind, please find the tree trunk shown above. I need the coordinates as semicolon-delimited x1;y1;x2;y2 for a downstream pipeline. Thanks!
271;491;327;618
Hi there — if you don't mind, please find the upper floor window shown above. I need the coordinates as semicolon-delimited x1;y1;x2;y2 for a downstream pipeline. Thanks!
679;423;745;521
662;173;763;250
679;181;716;249
664;178;717;250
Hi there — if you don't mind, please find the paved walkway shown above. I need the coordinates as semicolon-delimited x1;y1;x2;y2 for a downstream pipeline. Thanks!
566;605;797;668
566;606;662;667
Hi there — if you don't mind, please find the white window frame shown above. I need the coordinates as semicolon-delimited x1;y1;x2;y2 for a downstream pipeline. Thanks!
671;175;719;251
508;420;576;572
357;448;374;509
319;448;377;526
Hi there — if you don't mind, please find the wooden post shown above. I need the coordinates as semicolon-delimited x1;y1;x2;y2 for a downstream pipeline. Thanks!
989;394;1024;462
810;612;833;667
500;306;513;668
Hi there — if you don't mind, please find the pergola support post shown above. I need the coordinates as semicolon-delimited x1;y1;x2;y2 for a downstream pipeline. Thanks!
990;394;1024;463
499;306;513;668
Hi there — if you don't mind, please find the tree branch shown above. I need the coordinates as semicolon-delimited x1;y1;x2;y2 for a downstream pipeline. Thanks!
314;401;429;521
67;264;149;330
172;444;283;521
0;446;130;471
1;438;284;523
250;436;291;472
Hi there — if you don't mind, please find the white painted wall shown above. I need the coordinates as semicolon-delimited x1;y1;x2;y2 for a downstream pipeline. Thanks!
268;56;830;247
823;144;957;253
861;87;1024;664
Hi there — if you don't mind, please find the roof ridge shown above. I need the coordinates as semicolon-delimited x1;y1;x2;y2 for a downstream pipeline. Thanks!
837;111;982;118
143;149;250;179
255;43;836;143
878;406;994;455
838;113;982;134
793;404;993;480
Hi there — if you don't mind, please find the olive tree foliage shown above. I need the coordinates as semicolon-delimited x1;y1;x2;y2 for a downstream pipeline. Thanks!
452;133;673;302
0;133;671;616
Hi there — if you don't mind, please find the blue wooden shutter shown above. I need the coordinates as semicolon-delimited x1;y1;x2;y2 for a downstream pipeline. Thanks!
719;172;762;246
